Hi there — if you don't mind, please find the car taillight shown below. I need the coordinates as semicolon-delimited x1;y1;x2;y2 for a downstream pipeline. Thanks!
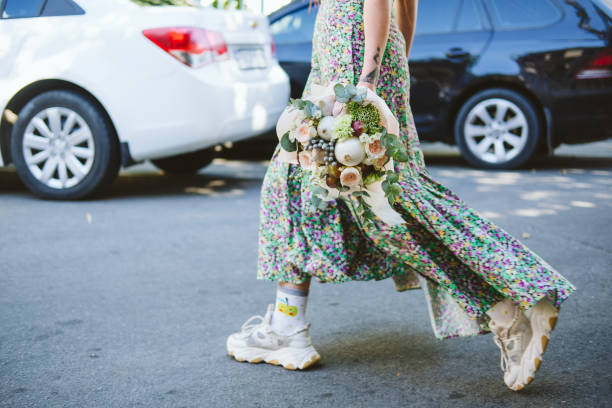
143;27;228;68
576;48;612;79
270;35;276;57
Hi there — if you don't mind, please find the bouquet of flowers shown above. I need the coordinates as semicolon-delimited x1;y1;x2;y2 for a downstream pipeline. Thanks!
275;83;409;226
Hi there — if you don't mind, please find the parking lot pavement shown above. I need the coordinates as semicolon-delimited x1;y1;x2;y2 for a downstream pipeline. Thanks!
1;141;611;407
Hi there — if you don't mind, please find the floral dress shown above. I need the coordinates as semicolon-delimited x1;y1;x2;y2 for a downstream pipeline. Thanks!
257;0;575;339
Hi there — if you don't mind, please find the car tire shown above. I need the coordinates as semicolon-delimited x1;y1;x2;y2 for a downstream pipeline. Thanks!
152;148;216;174
454;88;541;169
10;90;120;200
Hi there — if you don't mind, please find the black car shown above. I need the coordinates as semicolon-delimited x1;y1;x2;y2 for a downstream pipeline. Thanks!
269;0;612;169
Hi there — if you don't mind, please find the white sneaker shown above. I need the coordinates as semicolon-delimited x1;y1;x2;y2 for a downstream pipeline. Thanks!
226;304;321;370
524;297;559;373
490;307;535;391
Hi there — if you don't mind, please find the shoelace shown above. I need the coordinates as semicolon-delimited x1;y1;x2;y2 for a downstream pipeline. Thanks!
239;312;310;338
493;334;510;372
240;314;268;335
492;307;521;373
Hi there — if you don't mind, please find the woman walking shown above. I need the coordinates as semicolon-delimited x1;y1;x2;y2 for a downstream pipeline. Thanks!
227;0;575;391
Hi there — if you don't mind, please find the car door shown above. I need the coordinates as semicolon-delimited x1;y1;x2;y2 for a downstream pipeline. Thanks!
0;0;84;99
0;0;46;81
269;4;318;99
409;0;492;142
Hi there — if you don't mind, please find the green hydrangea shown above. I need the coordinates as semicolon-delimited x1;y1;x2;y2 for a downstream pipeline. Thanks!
348;102;381;133
333;114;353;141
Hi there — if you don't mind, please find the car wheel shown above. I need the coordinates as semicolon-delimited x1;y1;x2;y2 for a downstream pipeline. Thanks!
152;148;216;174
454;88;541;169
10;90;120;199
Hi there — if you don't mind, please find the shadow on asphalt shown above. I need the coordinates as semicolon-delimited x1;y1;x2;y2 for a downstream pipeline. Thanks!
1;153;610;200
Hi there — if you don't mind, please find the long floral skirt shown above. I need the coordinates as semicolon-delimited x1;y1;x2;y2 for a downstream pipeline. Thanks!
257;0;575;339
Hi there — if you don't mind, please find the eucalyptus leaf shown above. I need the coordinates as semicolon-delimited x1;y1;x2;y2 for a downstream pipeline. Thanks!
345;83;357;96
333;83;345;97
312;185;328;198
381;133;395;148
394;151;409;162
280;132;297;152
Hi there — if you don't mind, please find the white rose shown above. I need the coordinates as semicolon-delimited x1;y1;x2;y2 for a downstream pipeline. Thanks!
292;110;306;127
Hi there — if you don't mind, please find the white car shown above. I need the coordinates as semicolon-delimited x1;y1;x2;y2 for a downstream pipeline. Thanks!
0;0;289;199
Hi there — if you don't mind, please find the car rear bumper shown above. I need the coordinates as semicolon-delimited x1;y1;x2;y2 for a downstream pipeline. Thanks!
111;62;289;162
550;85;612;145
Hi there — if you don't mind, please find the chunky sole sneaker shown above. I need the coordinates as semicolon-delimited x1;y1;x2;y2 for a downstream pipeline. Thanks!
491;298;559;391
226;304;321;370
227;342;320;370
521;298;559;384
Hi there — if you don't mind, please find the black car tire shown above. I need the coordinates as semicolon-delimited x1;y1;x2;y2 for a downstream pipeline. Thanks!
152;148;216;174
11;90;120;200
454;88;541;169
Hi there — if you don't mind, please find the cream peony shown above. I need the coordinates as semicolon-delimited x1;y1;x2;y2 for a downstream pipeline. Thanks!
339;167;362;187
334;137;365;166
365;140;386;158
295;121;316;144
298;150;316;170
374;155;389;169
316;116;335;141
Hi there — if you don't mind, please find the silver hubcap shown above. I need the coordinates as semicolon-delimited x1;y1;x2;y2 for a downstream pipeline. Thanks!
22;107;95;189
463;98;528;164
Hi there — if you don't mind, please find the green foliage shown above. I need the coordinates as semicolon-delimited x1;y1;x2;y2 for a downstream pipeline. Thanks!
288;98;319;118
333;83;366;103
381;131;409;163
333;114;353;141
310;184;329;210
354;195;376;229
362;169;385;186
280;131;296;152
382;170;402;204
348;102;381;134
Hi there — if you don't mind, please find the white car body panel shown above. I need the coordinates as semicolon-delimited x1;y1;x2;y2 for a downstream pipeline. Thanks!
0;0;289;163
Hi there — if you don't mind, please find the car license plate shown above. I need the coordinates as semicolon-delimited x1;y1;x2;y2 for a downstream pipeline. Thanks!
235;48;267;70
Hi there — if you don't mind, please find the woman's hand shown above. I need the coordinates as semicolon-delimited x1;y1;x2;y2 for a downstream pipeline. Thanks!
357;81;376;92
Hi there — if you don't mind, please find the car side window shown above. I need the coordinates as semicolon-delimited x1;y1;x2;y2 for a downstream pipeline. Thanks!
415;0;461;34
456;0;484;32
270;6;317;44
2;0;44;18
41;0;85;16
485;0;562;29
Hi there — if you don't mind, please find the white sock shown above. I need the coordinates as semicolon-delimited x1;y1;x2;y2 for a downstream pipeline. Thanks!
271;285;308;335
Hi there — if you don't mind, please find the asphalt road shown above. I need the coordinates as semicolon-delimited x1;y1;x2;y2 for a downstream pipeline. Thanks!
1;141;611;408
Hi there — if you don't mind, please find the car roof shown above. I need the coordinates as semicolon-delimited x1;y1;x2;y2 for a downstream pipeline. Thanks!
268;0;314;22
